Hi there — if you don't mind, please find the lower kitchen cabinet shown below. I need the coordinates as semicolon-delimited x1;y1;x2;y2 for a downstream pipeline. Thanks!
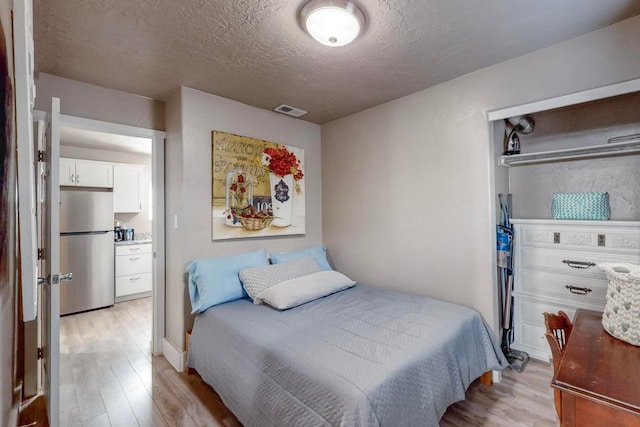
115;243;153;301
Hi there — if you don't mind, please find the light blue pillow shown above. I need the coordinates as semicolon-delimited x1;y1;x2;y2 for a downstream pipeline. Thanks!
187;249;269;313
270;245;333;271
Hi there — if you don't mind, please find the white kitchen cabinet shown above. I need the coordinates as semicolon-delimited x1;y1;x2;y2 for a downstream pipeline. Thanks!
113;164;144;213
59;158;76;186
59;157;113;188
115;243;153;301
510;219;640;361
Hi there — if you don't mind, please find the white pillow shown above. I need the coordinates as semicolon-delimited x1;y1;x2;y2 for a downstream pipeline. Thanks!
257;271;355;310
239;256;322;304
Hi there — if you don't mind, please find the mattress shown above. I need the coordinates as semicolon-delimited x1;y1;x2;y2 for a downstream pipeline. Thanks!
187;284;507;426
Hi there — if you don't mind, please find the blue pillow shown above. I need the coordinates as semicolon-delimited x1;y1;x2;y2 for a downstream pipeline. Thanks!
187;249;269;313
270;245;333;271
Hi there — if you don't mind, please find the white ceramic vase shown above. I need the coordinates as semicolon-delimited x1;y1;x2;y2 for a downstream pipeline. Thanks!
269;172;293;227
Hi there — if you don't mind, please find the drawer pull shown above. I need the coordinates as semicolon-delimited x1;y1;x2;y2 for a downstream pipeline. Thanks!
562;259;596;269
129;257;140;261
565;285;592;295
129;247;141;252
129;277;141;281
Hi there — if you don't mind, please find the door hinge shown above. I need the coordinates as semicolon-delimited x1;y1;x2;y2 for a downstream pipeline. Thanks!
37;347;43;360
37;248;43;260
37;150;45;162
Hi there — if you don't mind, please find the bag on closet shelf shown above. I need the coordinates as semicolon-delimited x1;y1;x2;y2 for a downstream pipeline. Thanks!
598;263;640;346
551;192;610;220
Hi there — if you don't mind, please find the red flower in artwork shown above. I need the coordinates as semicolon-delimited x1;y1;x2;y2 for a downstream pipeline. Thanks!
262;146;304;181
228;173;250;209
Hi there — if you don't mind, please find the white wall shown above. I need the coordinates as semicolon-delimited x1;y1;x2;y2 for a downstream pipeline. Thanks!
164;86;322;350
35;73;165;130
60;145;153;233
321;16;640;333
163;88;184;350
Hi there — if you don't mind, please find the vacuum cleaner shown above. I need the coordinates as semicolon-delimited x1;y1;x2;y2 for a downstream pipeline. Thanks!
497;193;529;372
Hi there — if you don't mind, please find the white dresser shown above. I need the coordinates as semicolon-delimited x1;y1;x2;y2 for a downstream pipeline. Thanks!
115;242;153;302
510;219;640;361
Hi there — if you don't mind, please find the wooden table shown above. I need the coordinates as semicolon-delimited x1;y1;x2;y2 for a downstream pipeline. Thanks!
552;309;640;426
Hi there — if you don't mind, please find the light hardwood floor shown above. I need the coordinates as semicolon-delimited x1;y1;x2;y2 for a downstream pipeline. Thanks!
59;297;559;426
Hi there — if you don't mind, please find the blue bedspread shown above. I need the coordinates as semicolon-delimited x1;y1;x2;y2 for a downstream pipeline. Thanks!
187;284;507;426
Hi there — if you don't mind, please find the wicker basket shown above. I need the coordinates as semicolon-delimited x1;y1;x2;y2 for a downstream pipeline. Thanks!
598;262;640;346
238;217;274;231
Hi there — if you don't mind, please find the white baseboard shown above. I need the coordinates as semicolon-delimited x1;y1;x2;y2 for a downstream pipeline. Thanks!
163;338;186;372
492;370;502;383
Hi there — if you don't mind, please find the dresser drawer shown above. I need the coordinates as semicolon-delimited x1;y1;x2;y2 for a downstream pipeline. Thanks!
116;273;152;297
519;225;640;253
520;247;640;280
518;269;607;306
518;322;549;359
515;298;579;361
116;243;152;256
519;298;577;326
116;252;152;276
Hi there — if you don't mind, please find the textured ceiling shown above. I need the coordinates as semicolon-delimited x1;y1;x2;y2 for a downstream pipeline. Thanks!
34;0;640;124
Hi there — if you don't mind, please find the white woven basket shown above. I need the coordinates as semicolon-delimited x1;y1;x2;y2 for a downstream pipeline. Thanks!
598;263;640;346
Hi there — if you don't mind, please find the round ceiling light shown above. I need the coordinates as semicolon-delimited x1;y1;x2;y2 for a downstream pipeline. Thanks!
300;0;366;47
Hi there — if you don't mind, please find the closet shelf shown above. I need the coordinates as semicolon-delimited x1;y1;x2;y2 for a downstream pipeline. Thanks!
500;139;640;167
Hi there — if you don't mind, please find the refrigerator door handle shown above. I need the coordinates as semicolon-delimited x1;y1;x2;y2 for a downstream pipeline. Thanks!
61;230;111;236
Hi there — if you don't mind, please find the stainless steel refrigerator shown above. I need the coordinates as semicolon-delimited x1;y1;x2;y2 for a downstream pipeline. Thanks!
60;189;115;315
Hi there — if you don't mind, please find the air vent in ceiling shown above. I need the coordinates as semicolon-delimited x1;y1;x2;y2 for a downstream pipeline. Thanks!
274;104;308;118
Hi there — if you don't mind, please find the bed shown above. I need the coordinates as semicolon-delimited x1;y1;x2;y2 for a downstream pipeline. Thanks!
187;284;507;426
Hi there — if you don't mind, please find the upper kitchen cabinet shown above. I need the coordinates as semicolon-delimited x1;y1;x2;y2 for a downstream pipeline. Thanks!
59;158;114;188
113;164;144;213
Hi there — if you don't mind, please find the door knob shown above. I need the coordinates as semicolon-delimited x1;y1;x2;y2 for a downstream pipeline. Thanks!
44;273;73;285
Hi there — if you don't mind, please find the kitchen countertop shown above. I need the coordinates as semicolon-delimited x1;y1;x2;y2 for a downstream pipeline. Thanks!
115;239;152;246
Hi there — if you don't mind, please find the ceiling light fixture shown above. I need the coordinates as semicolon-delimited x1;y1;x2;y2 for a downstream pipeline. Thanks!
300;0;366;47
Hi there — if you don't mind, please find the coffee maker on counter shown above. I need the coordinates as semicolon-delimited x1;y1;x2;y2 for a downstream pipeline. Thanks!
114;220;134;241
114;224;124;241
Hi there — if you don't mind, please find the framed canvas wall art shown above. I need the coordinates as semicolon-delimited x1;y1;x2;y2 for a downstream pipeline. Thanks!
211;131;306;240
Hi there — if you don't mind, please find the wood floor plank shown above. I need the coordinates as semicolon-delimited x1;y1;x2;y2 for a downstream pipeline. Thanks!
111;358;146;394
59;407;83;427
131;361;153;393
84;412;111;427
58;382;78;413
126;388;170;427
159;366;235;426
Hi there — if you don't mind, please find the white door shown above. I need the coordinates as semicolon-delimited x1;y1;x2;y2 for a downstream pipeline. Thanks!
42;97;67;427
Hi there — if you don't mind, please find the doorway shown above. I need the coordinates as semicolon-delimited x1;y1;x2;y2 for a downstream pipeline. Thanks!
41;113;166;353
31;111;166;424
